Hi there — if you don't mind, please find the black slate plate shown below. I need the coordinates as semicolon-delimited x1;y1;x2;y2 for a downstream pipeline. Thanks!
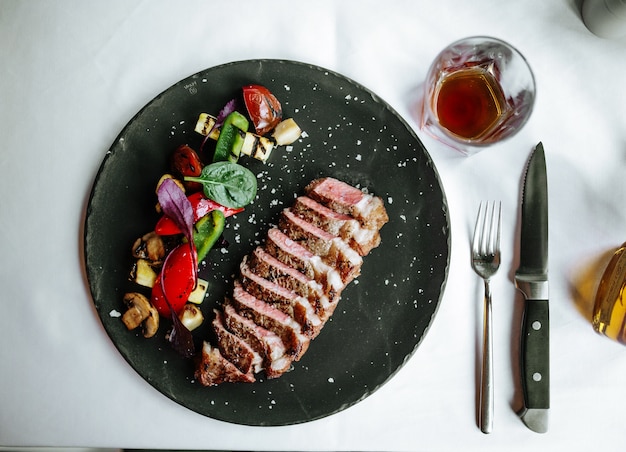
84;59;450;426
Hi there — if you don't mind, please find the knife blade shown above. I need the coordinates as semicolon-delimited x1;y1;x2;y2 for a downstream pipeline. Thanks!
514;142;550;434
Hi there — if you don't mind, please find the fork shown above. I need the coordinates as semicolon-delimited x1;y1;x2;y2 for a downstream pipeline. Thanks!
471;201;502;434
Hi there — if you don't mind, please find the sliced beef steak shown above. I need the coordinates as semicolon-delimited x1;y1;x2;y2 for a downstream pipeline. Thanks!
291;195;381;256
231;281;310;360
194;342;255;386
305;177;389;230
239;257;322;335
279;208;362;284
222;303;292;378
212;310;263;375
195;176;389;387
247;246;335;319
265;227;344;296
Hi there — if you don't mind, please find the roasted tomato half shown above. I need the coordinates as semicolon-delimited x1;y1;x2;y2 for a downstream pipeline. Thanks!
171;144;203;192
242;84;283;135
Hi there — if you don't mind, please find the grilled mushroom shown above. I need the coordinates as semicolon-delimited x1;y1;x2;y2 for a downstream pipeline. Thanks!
131;231;165;263
121;292;159;338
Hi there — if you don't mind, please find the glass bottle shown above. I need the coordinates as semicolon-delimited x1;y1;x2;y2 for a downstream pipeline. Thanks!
593;243;626;343
582;0;626;39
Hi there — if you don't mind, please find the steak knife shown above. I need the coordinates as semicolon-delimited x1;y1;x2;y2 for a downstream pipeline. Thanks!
514;143;549;433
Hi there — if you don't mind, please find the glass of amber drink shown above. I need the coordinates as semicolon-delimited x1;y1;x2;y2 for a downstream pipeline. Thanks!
420;36;536;153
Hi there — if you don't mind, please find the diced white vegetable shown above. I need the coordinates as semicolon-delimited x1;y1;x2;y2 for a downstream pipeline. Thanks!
188;278;209;304
131;259;158;288
251;136;275;162
272;118;302;145
194;113;219;139
178;303;204;331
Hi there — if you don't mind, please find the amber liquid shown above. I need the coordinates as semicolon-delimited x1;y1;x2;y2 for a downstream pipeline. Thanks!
593;243;626;344
434;67;506;140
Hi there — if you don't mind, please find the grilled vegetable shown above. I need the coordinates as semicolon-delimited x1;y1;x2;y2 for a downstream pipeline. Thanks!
130;259;158;288
121;292;159;338
242;84;283;135
272;118;302;145
155;192;243;236
151;243;197;317
193;210;226;262
131;232;166;263
213;111;249;163
171;145;203;191
178;303;204;331
195;113;277;163
187;278;209;304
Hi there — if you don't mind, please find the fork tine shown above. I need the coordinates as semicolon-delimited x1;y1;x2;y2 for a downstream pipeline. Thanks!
487;201;498;255
485;201;501;256
494;201;501;255
472;201;485;255
480;201;492;256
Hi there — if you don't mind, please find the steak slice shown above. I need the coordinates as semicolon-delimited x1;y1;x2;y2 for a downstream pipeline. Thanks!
247;246;336;318
239;257;322;336
195;341;255;386
212;310;263;375
291;195;381;256
222;303;292;378
279;209;363;284
231;280;310;360
305;177;389;230
265;228;344;296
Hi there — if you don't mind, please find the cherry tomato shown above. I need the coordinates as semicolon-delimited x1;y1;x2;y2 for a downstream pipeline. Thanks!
242;84;283;135
151;243;197;317
155;192;244;235
171;144;203;192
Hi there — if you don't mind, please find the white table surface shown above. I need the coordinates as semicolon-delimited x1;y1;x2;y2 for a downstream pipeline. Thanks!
2;0;625;450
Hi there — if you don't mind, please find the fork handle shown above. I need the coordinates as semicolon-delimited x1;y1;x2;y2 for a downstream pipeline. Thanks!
480;280;494;434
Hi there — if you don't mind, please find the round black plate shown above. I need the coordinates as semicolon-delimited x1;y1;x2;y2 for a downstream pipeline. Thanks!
84;59;450;426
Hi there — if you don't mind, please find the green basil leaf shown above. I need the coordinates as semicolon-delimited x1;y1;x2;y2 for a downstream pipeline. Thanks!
186;161;257;209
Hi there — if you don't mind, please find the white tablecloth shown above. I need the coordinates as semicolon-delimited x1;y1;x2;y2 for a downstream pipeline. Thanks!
1;1;625;450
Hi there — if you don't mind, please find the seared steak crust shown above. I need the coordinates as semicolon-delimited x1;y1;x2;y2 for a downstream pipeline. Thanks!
194;342;255;386
212;310;262;375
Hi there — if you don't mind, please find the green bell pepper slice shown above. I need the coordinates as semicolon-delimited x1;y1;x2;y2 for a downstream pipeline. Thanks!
213;111;249;163
193;209;226;262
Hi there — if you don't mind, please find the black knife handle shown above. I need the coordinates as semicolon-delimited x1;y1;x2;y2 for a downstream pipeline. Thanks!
520;299;550;409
